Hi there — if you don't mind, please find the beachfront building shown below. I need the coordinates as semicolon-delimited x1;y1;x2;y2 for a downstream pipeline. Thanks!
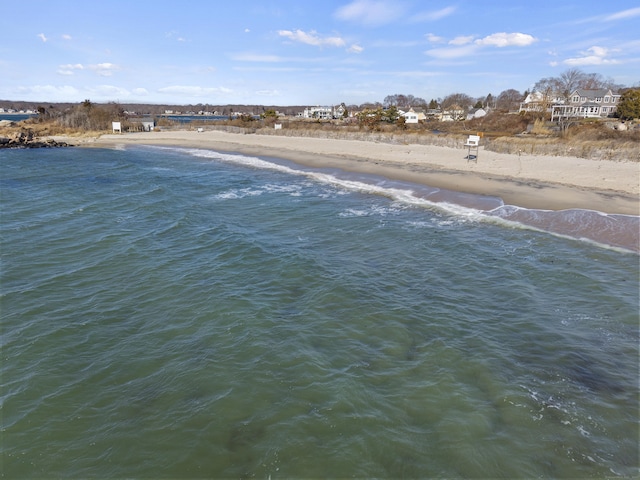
400;108;427;124
551;88;621;121
302;106;333;119
441;106;466;122
301;105;346;120
519;91;565;114
466;107;487;121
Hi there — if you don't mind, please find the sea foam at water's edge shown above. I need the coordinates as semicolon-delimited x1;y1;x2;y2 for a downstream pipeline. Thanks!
178;146;639;253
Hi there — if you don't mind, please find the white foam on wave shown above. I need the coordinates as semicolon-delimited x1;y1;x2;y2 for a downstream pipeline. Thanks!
180;147;568;229
162;146;637;252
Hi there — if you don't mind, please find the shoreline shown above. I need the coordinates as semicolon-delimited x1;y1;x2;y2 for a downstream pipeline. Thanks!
75;130;639;216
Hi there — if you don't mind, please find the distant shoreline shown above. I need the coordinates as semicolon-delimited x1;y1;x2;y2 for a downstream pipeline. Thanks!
70;129;639;216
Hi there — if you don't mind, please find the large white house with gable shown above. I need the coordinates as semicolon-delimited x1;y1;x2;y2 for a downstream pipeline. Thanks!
551;88;621;120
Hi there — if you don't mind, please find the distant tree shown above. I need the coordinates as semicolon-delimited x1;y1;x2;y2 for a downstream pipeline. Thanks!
532;77;559;116
428;99;439;109
383;94;426;109
473;100;483;109
496;89;523;112
383;105;400;123
535;69;623;102
484;93;494;109
441;93;473;117
261;109;278;119
616;89;640;120
357;107;384;130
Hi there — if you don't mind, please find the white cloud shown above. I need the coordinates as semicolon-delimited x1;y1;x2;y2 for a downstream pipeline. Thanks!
449;35;474;46
334;0;405;26
165;30;187;42
157;85;233;97
88;85;131;97
563;46;620;66
57;63;84;75
411;6;456;22
15;85;80;100
425;44;478;59
426;33;445;44
37;33;47;42
56;63;120;77
425;31;536;60
232;53;284;62
62;34;72;40
603;7;640;21
348;44;364;53
132;88;149;96
278;29;346;48
255;89;281;96
475;32;537;47
89;63;120;76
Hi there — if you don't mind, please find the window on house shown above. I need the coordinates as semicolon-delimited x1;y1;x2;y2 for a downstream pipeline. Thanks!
572;96;579;102
595;97;602;102
604;96;610;103
580;97;586;102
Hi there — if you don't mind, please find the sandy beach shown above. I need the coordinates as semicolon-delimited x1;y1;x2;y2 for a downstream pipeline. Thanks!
85;130;639;216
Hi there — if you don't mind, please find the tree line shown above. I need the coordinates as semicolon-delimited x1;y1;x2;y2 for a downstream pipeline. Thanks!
6;68;639;132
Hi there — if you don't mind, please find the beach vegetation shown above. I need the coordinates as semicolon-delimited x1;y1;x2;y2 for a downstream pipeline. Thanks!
261;109;278;119
383;106;400;123
615;89;640;120
357;108;384;131
495;89;523;112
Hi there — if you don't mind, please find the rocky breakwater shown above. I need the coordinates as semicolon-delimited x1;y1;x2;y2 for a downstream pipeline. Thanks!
0;129;71;149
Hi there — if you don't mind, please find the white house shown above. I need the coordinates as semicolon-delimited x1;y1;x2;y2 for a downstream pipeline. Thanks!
302;106;333;119
551;88;621;120
401;108;419;124
441;106;466;122
519;91;565;114
466;108;487;121
302;105;346;120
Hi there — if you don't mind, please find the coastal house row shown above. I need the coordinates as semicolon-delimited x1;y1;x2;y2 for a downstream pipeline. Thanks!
300;105;346;120
398;107;487;123
519;89;621;120
550;89;621;121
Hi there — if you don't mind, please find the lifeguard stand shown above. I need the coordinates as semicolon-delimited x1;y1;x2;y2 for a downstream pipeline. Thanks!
464;134;480;162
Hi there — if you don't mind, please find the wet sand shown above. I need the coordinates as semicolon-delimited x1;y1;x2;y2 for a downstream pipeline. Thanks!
82;130;639;216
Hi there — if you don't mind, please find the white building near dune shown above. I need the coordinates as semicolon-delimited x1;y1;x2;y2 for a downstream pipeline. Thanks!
302;105;346;120
400;108;427;124
302;106;333;119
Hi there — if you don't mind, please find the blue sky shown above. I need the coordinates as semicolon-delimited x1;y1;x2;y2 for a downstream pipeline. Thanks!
1;0;638;106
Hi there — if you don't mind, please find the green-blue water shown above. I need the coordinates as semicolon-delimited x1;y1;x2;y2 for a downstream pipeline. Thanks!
1;146;638;478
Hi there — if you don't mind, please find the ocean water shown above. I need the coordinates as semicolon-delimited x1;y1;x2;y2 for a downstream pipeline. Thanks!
1;145;638;479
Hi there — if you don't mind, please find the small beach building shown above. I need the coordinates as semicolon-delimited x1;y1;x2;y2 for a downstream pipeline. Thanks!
466;108;487;121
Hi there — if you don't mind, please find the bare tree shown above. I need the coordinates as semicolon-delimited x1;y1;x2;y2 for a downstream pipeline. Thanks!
383;94;426;109
441;93;473;111
558;68;585;100
495;89;523;111
539;69;622;101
